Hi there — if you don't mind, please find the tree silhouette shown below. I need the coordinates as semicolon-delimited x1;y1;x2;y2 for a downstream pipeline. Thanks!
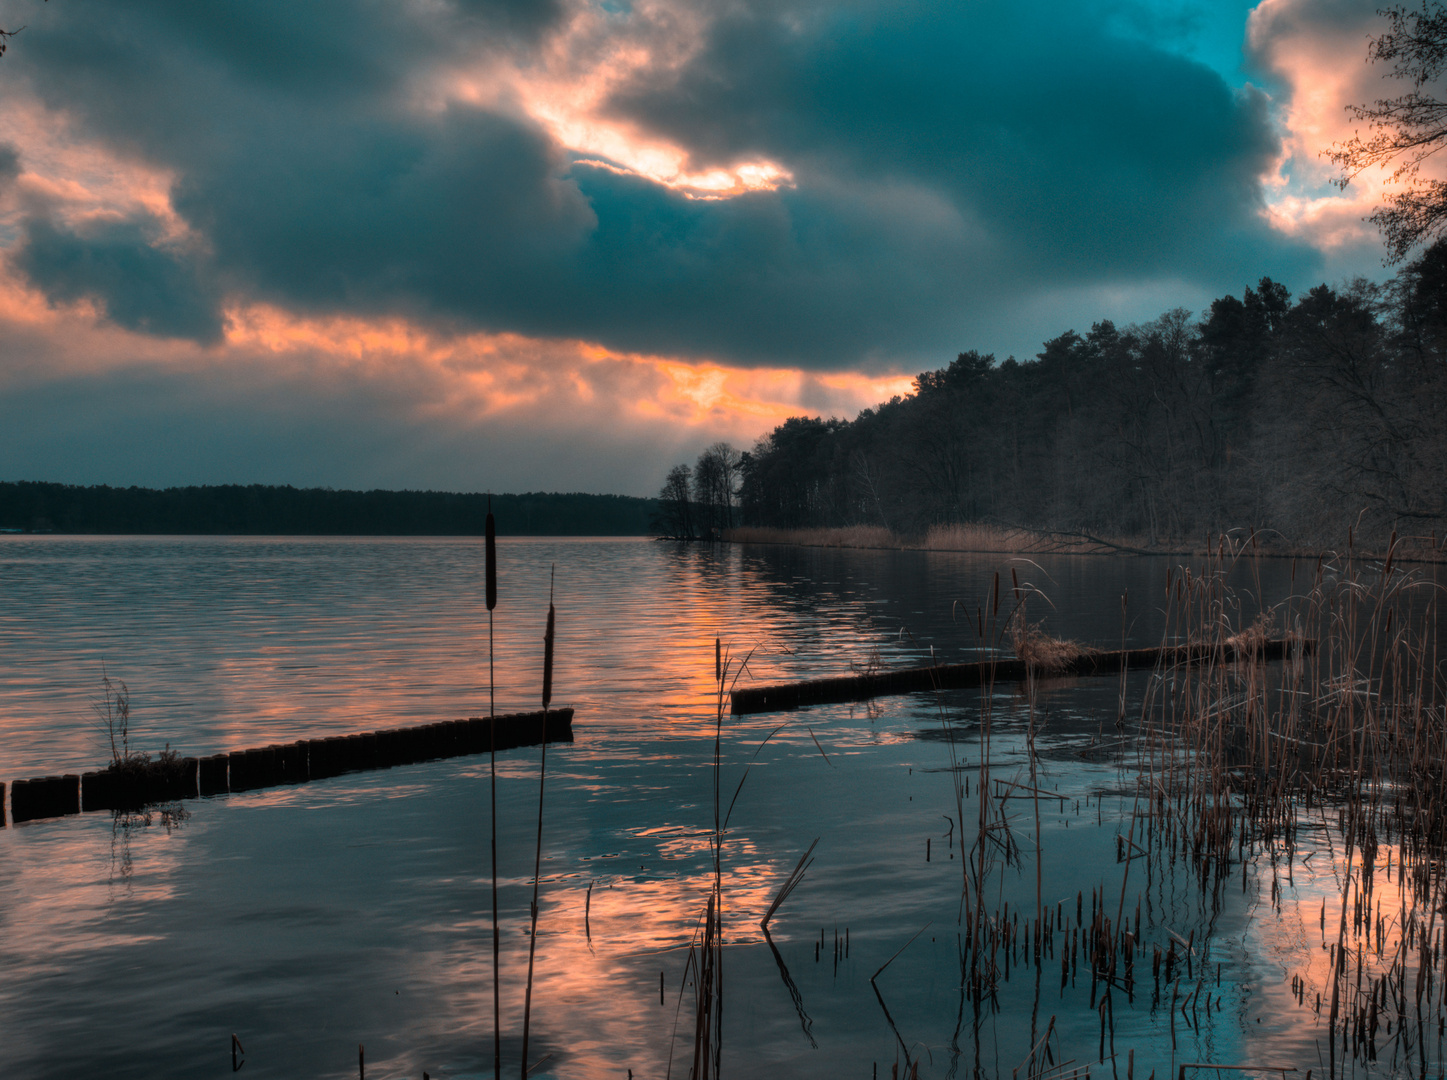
1330;3;1447;261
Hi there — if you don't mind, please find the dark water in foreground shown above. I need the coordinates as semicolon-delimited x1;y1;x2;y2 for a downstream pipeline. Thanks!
0;537;1425;1078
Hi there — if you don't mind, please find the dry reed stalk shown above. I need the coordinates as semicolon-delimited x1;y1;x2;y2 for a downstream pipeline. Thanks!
921;523;1148;555
1130;536;1447;1078
1006;611;1091;674
703;527;1442;1073
520;571;556;1079
760;838;819;928
485;499;501;1080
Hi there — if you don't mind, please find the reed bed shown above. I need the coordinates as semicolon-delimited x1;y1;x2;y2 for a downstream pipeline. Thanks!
920;523;1145;555
1126;534;1447;1078
724;523;1447;562
691;529;1444;1079
723;522;1153;555
969;532;1447;1078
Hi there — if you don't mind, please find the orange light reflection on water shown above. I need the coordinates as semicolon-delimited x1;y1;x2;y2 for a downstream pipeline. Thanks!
389;837;789;1077
1233;822;1447;1070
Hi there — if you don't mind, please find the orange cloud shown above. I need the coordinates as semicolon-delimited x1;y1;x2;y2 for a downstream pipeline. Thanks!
0;96;184;237
437;0;793;199
1;277;918;491
225;302;911;443
1249;1;1445;251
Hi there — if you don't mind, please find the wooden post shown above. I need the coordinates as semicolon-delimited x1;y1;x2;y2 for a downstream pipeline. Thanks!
199;754;229;796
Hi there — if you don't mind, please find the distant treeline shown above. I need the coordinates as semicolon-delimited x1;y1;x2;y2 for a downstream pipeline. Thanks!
0;483;659;536
718;241;1447;548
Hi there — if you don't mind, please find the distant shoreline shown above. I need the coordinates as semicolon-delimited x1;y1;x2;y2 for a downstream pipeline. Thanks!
0;481;660;537
723;523;1447;564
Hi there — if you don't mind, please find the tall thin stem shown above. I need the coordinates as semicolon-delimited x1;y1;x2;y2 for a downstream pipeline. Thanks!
489;607;499;1080
486;502;499;1080
521;573;555;1078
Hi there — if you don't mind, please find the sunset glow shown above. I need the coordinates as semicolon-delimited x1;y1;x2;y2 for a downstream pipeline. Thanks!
5;4;1447;1078
0;0;1427;491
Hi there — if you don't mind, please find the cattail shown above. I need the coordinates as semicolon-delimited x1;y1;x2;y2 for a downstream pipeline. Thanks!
542;599;555;710
485;495;500;1080
485;500;497;611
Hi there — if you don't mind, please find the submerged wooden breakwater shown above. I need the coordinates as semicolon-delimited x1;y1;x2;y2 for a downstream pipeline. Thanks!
730;639;1307;714
3;708;573;825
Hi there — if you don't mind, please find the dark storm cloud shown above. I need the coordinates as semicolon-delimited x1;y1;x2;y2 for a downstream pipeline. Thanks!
7;0;1320;366
604;0;1297;279
169;106;598;319
0;143;19;186
16;215;225;342
557;164;979;362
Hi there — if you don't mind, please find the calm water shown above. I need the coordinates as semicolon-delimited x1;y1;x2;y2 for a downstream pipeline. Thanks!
0;537;1397;1078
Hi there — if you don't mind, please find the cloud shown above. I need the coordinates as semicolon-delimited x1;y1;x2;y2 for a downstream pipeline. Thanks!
14;213;224;341
604;0;1308;279
0;143;18;187
0;270;909;492
0;0;1327;371
1245;0;1420;270
0;0;1408;492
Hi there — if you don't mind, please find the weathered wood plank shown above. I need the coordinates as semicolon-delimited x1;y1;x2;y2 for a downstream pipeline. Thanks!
730;641;1308;715
6;708;574;823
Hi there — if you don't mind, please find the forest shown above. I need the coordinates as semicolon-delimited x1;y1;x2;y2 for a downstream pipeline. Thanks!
659;241;1447;549
0;483;658;536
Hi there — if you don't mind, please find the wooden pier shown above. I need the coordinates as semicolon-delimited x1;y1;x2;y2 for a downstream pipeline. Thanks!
730;640;1308;715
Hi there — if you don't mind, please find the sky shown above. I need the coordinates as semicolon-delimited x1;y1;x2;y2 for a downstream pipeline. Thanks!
0;0;1421;496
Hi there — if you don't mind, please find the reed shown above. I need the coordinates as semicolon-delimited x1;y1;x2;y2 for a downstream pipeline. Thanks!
722;522;1155;554
686;526;1443;1076
1005;611;1090;674
520;569;555;1079
931;530;1437;1074
672;639;764;1080
920;522;1149;555
485;498;500;1080
1110;531;1447;1077
728;521;1447;562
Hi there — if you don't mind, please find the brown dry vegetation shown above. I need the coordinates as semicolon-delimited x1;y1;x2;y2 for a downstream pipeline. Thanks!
723;522;1144;554
700;533;1445;1077
724;522;1447;563
1005;613;1092;673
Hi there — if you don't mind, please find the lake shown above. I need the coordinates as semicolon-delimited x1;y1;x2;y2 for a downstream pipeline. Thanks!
0;536;1429;1078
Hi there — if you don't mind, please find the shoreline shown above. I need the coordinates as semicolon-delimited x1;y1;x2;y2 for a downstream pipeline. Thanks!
721;523;1447;564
